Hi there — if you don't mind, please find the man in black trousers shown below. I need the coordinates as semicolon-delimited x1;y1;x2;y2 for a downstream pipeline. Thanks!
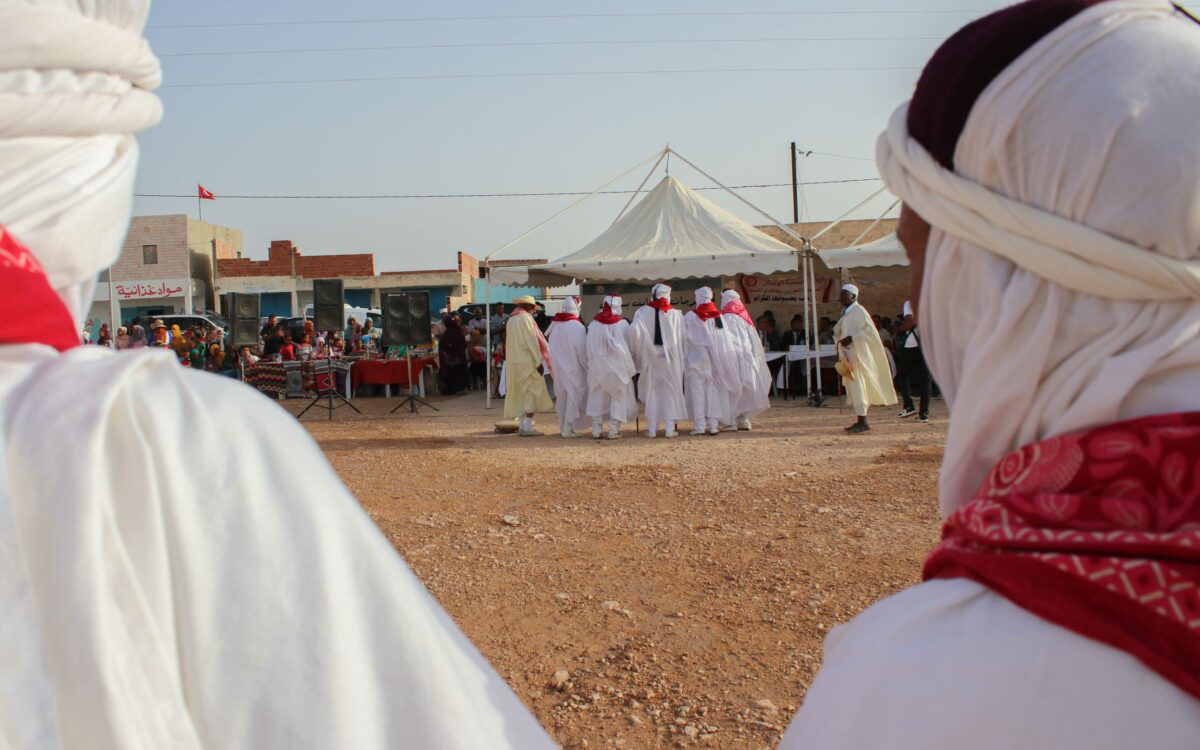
894;300;931;423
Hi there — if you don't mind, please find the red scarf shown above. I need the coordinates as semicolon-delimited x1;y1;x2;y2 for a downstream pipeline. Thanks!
553;312;580;323
925;412;1200;700
647;296;672;312
693;302;721;321
593;303;622;325
0;227;79;352
721;296;754;328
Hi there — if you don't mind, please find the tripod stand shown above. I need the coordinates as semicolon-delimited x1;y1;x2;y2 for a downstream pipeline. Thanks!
297;359;361;420
390;350;438;415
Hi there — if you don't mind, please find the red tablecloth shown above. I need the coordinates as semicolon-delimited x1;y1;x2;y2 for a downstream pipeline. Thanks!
351;357;436;389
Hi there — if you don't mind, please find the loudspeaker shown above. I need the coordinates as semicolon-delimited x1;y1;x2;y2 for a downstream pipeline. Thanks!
313;278;344;333
382;291;432;346
229;292;261;348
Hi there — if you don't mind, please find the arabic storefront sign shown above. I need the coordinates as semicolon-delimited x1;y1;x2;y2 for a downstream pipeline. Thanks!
112;278;190;300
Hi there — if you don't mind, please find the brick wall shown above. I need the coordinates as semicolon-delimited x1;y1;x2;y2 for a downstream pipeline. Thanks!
217;239;374;279
114;214;189;281
457;251;480;278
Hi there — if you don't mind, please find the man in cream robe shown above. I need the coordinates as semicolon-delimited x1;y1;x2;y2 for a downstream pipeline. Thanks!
0;4;556;748
833;283;896;433
683;287;736;435
719;289;772;431
628;284;687;438
503;295;554;436
545;296;588;438
585;296;637;439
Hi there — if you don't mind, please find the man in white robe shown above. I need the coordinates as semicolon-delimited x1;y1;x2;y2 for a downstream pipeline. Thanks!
833;283;897;433
503;295;555;437
781;2;1200;747
0;4;555;748
585;296;637;440
682;287;736;435
628;283;687;438
719;289;771;431
546;296;588;438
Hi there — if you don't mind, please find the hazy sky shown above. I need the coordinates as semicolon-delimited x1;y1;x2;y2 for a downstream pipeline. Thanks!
134;1;1013;271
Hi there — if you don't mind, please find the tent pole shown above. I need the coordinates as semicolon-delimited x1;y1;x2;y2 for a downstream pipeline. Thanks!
485;269;493;410
808;248;821;404
611;150;668;226
846;199;901;248
801;249;812;403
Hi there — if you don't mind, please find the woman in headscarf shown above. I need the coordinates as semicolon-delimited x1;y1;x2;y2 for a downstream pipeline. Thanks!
114;326;129;350
438;315;470;395
129;323;147;349
96;323;111;347
780;2;1200;747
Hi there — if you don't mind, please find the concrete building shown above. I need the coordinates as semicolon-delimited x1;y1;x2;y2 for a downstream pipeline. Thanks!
90;214;243;332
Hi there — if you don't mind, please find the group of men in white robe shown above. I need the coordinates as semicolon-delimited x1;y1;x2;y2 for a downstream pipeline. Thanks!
545;284;771;439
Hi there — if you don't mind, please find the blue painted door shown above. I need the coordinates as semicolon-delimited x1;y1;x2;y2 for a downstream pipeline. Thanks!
344;288;372;308
259;292;292;316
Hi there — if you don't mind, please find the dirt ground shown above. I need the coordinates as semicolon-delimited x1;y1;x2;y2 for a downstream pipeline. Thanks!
284;390;946;749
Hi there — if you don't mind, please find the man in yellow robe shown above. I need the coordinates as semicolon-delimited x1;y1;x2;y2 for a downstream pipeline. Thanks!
503;295;554;436
834;283;896;433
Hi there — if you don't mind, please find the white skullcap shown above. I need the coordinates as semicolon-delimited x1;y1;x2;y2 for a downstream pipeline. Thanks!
604;295;623;316
651;283;672;300
560;296;579;316
842;284;859;297
694;287;713;306
0;1;162;325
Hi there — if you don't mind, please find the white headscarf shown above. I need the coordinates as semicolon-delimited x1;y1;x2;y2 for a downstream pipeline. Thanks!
879;0;1200;515
0;2;163;326
720;289;740;306
604;294;623;317
694;286;713;306
652;283;672;302
560;295;579;316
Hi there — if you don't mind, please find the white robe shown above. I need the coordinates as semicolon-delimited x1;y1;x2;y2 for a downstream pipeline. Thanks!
833;301;896;416
682;311;736;424
0;344;556;750
585;320;637;424
720;313;771;422
546;318;589;431
629;306;687;428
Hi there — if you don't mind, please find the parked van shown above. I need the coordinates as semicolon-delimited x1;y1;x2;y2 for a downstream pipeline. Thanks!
302;303;382;331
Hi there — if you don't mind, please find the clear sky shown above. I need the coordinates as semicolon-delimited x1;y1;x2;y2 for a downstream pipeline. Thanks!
134;0;1013;271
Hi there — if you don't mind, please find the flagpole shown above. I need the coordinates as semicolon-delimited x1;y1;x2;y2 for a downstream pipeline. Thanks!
198;189;202;222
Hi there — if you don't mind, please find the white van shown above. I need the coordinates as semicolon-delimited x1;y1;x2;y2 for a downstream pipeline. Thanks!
302;303;382;330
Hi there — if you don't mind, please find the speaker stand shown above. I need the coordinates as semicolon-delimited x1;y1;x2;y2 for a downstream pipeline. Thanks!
298;360;361;421
390;350;438;415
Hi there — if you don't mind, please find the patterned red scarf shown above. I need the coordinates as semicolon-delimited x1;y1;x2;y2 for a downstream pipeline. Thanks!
925;412;1200;700
0;227;80;352
693;302;721;321
647;296;672;312
593;303;622;325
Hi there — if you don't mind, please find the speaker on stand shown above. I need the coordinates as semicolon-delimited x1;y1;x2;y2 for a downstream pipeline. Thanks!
384;291;437;415
297;278;361;420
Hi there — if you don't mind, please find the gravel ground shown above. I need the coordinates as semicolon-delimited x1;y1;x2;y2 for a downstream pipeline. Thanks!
284;390;946;749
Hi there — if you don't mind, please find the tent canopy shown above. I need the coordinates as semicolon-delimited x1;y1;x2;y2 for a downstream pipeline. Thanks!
489;176;800;286
816;233;908;270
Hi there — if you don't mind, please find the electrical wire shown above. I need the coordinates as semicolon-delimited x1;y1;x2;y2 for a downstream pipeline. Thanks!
134;177;882;200
161;66;919;89
148;9;1000;30
158;35;943;58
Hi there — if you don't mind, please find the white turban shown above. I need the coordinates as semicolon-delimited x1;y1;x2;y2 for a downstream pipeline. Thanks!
0;1;163;325
604;295;623;316
879;0;1200;515
560;295;579;316
720;289;741;306
841;284;859;298
651;283;671;301
694;286;713;306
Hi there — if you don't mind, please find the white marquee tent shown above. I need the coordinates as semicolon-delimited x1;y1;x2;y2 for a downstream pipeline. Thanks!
816;232;908;270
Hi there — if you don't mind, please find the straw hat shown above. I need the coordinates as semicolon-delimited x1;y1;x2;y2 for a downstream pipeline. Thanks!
151;319;166;329
513;295;537;306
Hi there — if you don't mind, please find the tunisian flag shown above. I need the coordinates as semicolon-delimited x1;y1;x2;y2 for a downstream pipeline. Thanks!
198;184;215;200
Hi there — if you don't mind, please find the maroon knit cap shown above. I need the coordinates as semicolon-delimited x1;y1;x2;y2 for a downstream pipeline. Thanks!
907;0;1114;171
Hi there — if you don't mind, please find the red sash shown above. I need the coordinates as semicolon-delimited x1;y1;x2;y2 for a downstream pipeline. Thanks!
593;302;622;325
693;302;721;321
0;227;80;352
552;312;580;323
925;412;1200;700
647;297;672;312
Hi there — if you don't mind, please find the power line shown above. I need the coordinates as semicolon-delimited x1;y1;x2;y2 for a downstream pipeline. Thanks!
162;66;919;89
158;35;942;58
148;9;997;30
809;151;877;162
134;178;882;200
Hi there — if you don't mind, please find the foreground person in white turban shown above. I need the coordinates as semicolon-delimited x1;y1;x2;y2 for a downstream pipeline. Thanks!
718;289;771;431
585;295;637;439
545;296;588;438
781;1;1200;747
832;283;896;433
682;287;735;436
503;294;555;437
628;283;687;438
0;3;555;748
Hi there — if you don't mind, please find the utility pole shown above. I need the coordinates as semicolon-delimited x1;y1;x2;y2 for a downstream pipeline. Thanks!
790;141;799;224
